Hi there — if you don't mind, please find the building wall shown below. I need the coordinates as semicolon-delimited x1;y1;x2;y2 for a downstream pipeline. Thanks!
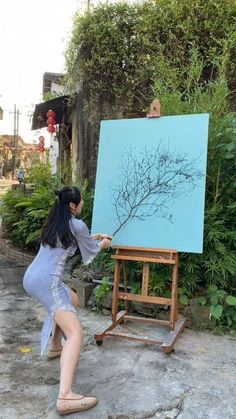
70;93;125;187
70;93;101;187
0;135;45;178
51;81;64;95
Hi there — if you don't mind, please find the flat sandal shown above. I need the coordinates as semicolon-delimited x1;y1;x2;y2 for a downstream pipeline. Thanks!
56;396;98;415
47;348;62;360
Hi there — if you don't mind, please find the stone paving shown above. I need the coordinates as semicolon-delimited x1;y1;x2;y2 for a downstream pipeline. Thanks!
0;252;236;419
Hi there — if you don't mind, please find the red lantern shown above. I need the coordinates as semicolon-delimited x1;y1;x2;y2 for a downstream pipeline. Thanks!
46;109;56;134
46;110;56;118
37;135;45;152
47;124;56;133
46;117;56;125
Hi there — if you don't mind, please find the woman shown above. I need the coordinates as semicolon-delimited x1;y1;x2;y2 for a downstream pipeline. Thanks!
23;186;112;415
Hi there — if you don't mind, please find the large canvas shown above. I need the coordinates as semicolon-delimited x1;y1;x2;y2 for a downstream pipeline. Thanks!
91;114;209;253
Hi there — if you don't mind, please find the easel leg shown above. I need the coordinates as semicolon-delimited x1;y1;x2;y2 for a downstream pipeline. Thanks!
170;255;179;329
112;260;121;322
94;310;126;344
161;318;186;353
123;261;129;313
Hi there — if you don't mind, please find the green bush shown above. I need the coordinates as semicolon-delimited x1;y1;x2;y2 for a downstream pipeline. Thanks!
25;163;55;188
152;51;236;292
94;277;112;306
11;187;56;249
198;285;236;332
65;0;236;113
0;163;95;251
0;188;26;235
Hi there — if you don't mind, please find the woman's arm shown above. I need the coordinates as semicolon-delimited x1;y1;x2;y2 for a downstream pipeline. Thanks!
70;219;112;264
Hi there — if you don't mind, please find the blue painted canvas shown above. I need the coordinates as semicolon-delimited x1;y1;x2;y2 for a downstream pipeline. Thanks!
91;114;209;253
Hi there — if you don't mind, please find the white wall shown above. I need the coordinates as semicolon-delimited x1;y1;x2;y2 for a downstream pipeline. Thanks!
51;81;64;94
48;134;59;174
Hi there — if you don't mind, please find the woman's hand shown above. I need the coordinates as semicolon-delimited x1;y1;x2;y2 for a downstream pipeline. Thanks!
99;233;113;241
93;233;113;241
99;237;112;249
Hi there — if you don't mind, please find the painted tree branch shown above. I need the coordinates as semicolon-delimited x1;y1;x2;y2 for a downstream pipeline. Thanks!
110;142;203;236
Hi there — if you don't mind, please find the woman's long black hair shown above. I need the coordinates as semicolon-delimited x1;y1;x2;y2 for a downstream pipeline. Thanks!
41;186;81;249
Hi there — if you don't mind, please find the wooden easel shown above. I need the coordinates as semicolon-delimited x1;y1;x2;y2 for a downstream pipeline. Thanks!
95;246;186;353
94;99;185;353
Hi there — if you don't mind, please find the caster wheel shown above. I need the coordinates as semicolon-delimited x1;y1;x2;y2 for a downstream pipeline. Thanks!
165;349;175;355
162;347;174;355
96;340;103;346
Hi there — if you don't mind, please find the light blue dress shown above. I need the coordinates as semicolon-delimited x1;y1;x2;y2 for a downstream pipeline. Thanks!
23;218;100;356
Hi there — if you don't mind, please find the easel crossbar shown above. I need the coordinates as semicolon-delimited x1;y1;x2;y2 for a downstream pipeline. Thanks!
112;255;176;264
118;292;171;306
105;331;163;345
113;245;178;253
124;315;171;327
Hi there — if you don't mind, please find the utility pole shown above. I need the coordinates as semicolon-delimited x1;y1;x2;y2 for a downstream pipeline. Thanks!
13;104;19;176
0;94;3;120
16;108;19;157
13;104;17;175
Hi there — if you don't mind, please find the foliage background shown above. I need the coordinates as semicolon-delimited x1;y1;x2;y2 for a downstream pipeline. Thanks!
64;0;236;184
65;0;236;114
64;0;236;294
0;163;93;251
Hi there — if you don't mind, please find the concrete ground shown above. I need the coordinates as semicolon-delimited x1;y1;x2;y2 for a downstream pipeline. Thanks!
0;252;236;419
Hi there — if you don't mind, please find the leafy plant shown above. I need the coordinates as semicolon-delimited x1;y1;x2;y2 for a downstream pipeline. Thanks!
12;187;55;248
178;287;191;306
148;264;172;297
42;90;63;102
25;162;58;188
198;285;236;332
0;188;25;233
95;277;112;305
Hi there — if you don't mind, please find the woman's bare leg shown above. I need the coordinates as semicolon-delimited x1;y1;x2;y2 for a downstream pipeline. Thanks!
70;288;79;308
50;289;79;351
55;310;84;398
50;324;63;351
